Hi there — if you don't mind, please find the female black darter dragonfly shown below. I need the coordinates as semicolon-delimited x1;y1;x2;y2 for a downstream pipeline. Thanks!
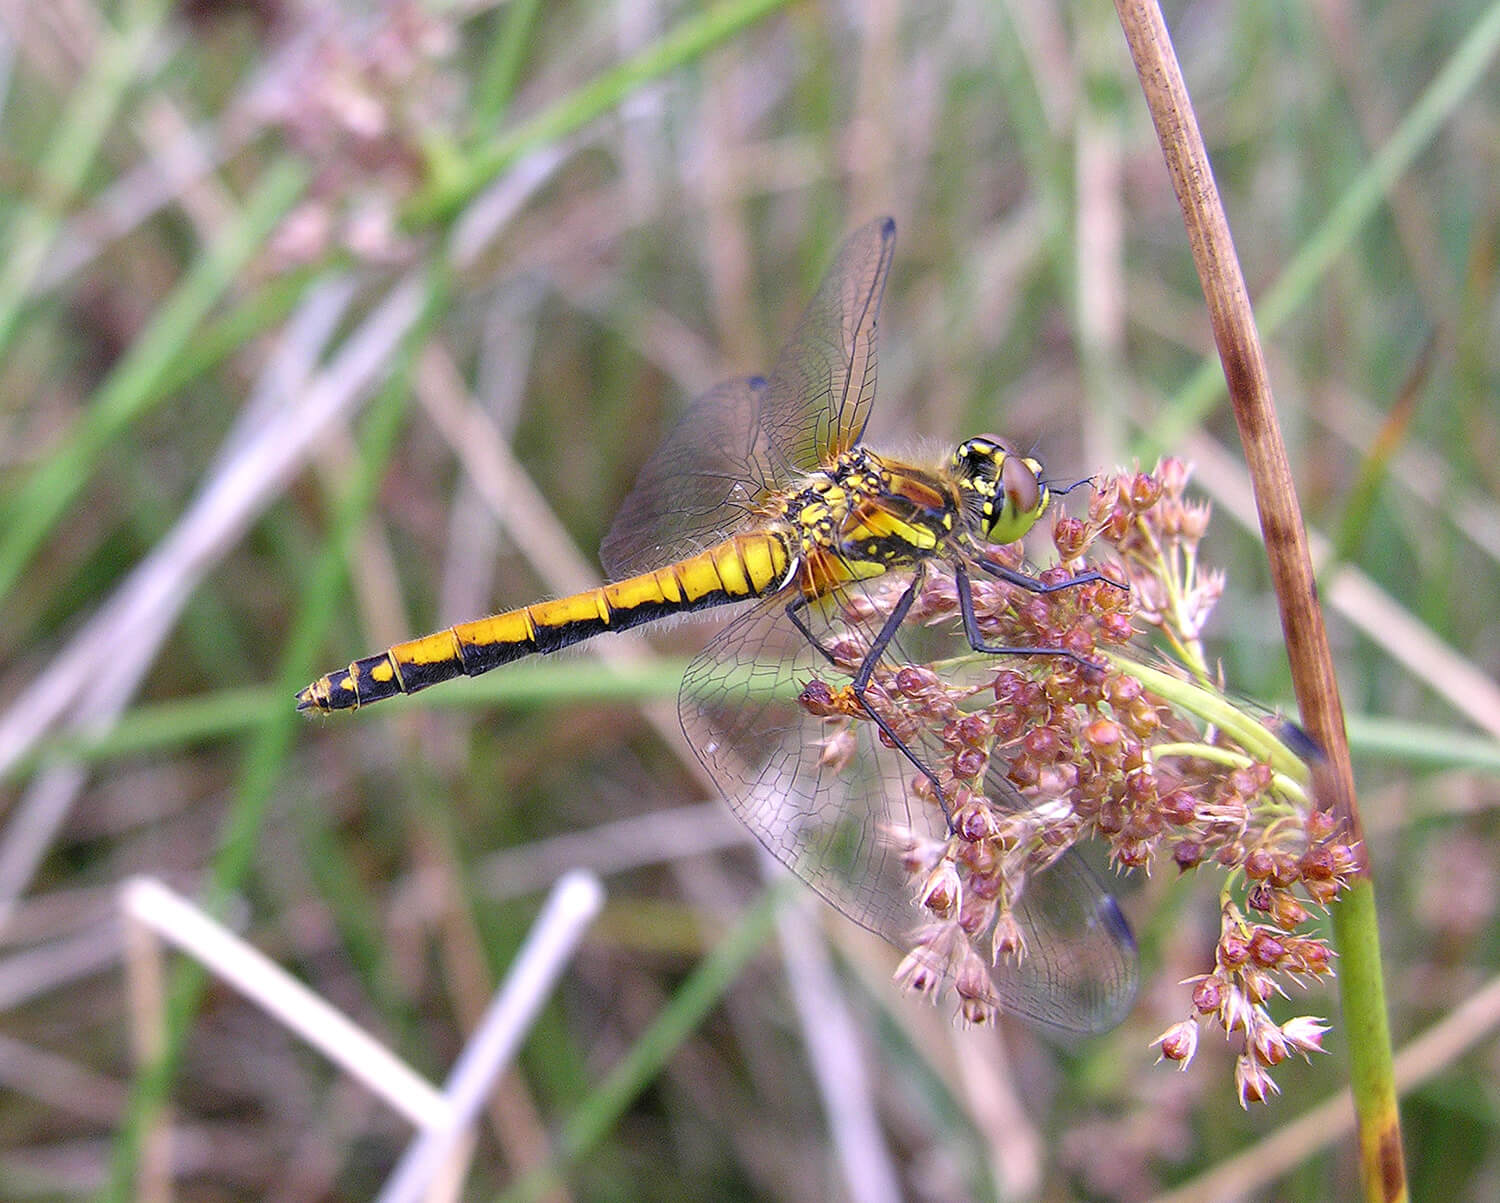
299;218;1137;1034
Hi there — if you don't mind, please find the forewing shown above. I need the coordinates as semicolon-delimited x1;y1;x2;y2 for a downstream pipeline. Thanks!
600;219;897;579
679;569;1138;1035
599;377;779;580
758;217;896;470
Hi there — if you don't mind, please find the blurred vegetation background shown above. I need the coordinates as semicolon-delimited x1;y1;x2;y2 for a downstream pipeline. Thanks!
2;0;1499;1199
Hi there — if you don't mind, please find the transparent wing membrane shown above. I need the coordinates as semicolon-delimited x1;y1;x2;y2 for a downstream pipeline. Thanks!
758;216;895;469
600;218;897;580
680;588;927;931
966;809;1138;1034
600;378;781;580
679;564;1137;1036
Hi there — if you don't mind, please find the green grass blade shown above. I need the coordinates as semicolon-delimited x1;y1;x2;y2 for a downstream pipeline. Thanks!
1136;0;1500;457
0;159;309;603
0;0;173;357
404;0;793;226
469;0;543;136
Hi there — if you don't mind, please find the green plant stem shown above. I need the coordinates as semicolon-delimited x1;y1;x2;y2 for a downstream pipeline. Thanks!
1331;880;1405;1200
1103;653;1309;783
404;0;793;226
1150;742;1307;807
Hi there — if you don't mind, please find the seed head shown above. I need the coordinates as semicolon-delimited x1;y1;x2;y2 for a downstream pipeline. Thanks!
1281;1016;1331;1058
990;909;1027;964
918;858;963;919
1190;976;1223;1014
1269;892;1310;929
1251;1016;1289;1066
892;948;945;1005
843;460;1350;1105
1235;1053;1282;1108
1154;1020;1199;1067
1219;929;1251;968
1221;986;1255;1036
1249;929;1286;968
817;728;858;772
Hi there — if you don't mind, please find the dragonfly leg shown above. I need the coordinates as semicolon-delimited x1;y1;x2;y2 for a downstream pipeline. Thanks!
1046;471;1097;499
785;598;839;666
953;560;1105;673
973;554;1124;595
787;582;954;817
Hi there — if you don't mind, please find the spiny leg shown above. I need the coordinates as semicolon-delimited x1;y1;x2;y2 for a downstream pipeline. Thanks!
785;558;1117;830
952;560;1107;671
787;573;953;820
785;595;839;667
972;552;1123;595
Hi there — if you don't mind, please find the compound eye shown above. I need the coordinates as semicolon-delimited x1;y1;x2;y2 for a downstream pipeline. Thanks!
983;451;1049;542
1000;454;1042;518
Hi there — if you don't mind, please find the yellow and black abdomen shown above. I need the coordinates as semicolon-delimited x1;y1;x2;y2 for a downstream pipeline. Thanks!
296;531;794;713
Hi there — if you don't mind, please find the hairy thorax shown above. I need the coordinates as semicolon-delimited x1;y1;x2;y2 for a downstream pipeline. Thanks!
758;447;966;601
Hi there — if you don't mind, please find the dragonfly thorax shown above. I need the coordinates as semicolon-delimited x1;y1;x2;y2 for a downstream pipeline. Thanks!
771;446;962;595
949;435;1051;545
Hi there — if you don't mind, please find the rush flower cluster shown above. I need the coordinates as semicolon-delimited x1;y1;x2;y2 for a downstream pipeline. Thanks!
804;458;1353;1104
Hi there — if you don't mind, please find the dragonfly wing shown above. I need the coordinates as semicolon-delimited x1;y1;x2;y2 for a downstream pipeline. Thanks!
600;376;781;580
601;219;896;580
679;585;932;938
759;217;896;469
982;813;1139;1035
679;570;1138;1036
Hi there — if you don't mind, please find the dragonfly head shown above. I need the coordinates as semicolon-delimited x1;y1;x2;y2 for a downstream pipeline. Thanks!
950;435;1051;544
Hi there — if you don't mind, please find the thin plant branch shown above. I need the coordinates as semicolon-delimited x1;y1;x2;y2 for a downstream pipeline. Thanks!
1112;2;1405;1199
1158;969;1500;1203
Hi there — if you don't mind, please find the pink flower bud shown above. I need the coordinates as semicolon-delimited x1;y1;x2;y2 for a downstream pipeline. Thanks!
1281;1016;1330;1058
1234;1053;1282;1107
918;859;963;919
1154;1020;1199;1068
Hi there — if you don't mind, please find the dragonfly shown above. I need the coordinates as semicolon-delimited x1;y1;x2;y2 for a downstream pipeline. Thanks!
299;218;1137;1035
